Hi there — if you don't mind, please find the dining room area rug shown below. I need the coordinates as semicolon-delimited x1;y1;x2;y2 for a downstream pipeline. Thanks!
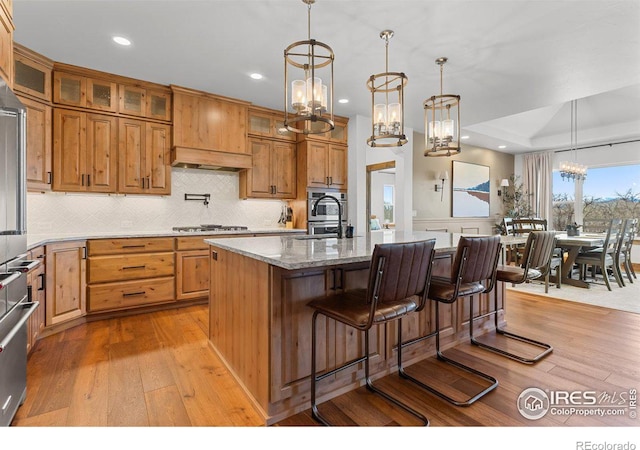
506;273;640;314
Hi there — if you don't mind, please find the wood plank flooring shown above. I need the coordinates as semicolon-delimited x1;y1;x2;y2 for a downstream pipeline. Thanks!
13;291;640;427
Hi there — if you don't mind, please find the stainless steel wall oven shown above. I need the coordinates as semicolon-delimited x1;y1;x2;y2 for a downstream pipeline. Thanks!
0;79;39;427
307;190;347;235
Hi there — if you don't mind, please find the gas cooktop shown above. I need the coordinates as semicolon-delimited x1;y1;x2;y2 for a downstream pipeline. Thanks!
172;224;249;233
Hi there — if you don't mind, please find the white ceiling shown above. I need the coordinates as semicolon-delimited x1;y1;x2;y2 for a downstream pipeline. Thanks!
12;0;640;155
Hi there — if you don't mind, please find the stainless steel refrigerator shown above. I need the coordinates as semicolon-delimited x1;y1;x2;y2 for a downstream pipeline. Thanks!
0;79;39;427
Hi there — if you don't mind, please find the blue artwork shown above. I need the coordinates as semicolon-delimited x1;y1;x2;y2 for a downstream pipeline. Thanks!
452;161;490;217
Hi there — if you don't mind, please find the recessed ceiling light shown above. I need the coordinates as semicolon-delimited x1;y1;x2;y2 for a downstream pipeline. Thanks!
250;73;263;80
338;98;349;104
112;36;131;46
460;135;470;140
498;145;507;149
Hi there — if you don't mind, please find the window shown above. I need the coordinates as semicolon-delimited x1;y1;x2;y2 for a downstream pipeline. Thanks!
553;164;640;231
383;184;395;224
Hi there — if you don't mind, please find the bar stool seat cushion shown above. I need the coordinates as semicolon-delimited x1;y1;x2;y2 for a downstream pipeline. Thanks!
428;276;486;302
495;265;542;283
308;290;418;328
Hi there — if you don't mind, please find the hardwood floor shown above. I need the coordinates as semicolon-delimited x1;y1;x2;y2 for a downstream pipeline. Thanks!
13;291;640;427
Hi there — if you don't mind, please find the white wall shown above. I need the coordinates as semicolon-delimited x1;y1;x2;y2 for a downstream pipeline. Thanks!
27;168;286;235
348;115;413;234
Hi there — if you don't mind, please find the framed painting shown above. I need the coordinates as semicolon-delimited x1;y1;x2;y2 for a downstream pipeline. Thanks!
452;161;490;217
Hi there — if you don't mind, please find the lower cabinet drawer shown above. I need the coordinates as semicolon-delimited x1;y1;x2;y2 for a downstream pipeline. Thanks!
88;252;175;283
88;277;175;312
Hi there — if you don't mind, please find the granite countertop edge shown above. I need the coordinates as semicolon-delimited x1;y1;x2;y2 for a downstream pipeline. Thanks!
26;228;306;250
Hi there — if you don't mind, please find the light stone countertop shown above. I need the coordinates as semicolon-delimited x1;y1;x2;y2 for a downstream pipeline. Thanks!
27;228;306;249
205;230;464;270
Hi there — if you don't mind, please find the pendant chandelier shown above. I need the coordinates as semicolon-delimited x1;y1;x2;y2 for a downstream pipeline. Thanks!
284;0;334;135
424;57;461;157
560;99;587;182
366;30;408;148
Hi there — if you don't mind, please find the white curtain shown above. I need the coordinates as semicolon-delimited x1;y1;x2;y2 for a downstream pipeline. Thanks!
522;151;553;221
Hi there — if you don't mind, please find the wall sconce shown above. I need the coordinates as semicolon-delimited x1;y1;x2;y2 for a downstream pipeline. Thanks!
435;170;449;201
498;178;509;197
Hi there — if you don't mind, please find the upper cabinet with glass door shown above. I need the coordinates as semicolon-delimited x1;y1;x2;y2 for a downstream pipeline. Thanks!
248;106;295;141
54;70;117;112
13;43;53;102
52;63;171;121
119;84;171;121
296;115;348;145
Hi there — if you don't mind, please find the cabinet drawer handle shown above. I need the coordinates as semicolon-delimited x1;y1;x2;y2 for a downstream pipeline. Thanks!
122;245;146;249
122;291;146;297
146;177;150;189
122;265;146;270
47;172;52;185
87;174;91;186
81;174;85;186
38;273;45;291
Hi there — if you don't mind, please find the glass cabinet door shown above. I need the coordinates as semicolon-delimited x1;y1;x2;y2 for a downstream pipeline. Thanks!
14;55;51;101
119;84;146;117
54;72;86;107
146;90;171;121
86;78;117;112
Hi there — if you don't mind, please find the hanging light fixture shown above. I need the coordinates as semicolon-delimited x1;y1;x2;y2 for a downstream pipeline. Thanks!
366;30;408;148
284;0;334;135
424;57;461;157
559;99;588;182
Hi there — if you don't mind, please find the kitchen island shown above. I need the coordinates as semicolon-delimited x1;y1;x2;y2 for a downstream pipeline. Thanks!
205;231;506;424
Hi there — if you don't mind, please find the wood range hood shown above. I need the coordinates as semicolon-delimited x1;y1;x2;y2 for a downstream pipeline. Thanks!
170;146;252;172
170;85;252;172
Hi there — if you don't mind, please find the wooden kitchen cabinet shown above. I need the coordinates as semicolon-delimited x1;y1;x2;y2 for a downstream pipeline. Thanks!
118;118;171;194
26;246;46;354
247;107;295;141
118;84;171;121
299;140;347;190
87;237;175;313
176;250;209;301
240;137;296;199
45;241;87;327
54;71;117;112
52;108;118;193
171;85;249;156
20;96;53;191
0;0;13;87
13;43;53;102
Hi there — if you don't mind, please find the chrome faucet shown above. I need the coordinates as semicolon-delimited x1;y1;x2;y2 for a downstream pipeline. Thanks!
311;194;343;238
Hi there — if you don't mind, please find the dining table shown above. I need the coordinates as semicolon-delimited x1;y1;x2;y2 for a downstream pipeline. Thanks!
553;233;606;288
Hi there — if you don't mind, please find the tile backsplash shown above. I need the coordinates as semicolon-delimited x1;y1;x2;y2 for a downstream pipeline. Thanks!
27;168;287;234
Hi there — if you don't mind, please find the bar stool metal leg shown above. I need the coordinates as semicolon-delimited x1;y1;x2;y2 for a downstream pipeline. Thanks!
470;283;553;364
399;300;498;406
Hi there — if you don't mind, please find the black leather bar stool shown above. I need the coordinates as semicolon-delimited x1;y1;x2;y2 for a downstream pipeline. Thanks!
307;239;436;426
471;231;556;364
400;235;502;406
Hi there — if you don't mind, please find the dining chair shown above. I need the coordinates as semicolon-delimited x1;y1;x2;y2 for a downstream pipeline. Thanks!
615;218;637;285
575;218;624;291
472;231;556;363
399;235;502;406
307;239;436;426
